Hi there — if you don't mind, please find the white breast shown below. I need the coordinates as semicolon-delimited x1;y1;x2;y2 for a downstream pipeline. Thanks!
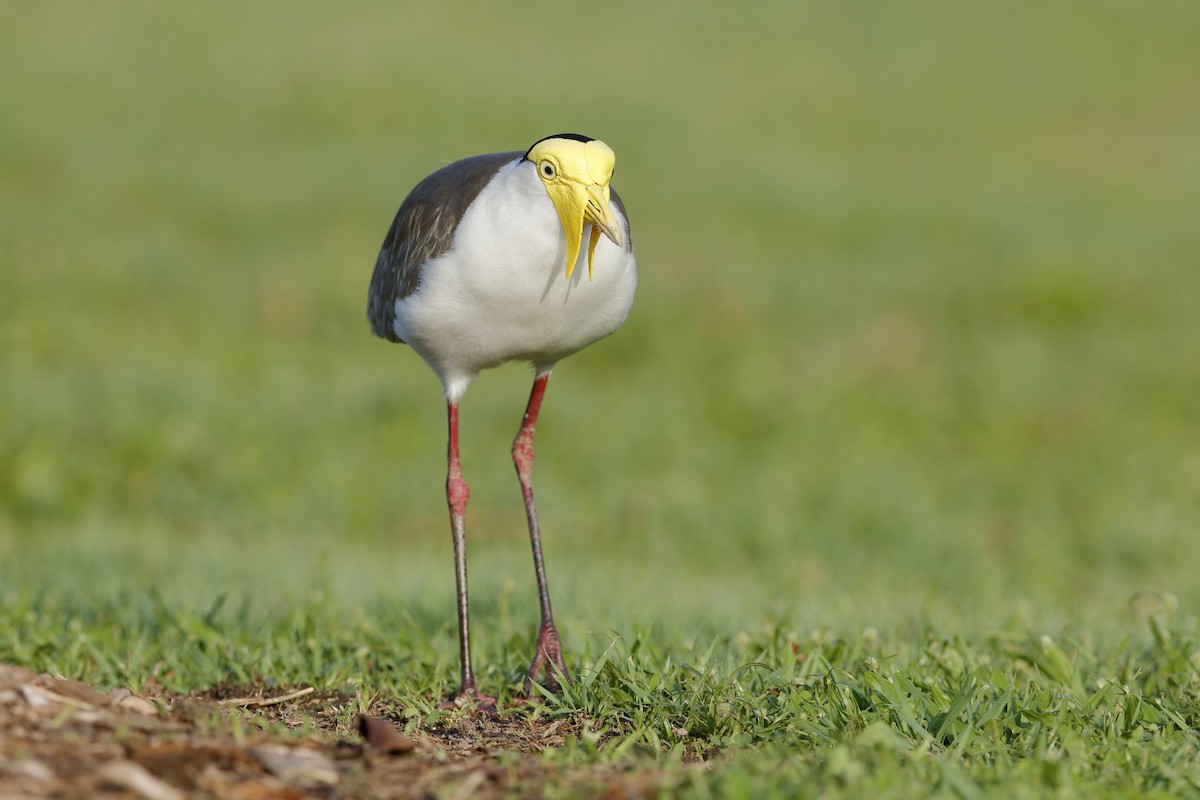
393;159;637;400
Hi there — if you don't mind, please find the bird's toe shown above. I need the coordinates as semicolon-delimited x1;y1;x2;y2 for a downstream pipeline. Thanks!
439;687;498;714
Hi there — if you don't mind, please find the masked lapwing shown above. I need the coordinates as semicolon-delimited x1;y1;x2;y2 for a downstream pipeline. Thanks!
368;134;636;709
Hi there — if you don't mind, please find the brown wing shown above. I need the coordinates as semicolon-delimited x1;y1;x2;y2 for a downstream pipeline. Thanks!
367;151;519;343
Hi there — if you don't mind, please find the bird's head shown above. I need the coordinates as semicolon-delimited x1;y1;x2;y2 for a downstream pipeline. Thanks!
524;134;624;280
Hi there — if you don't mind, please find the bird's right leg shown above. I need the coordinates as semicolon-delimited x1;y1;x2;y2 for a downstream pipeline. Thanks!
441;399;496;711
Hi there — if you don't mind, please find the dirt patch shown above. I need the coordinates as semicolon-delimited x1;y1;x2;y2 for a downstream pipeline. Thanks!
0;664;682;799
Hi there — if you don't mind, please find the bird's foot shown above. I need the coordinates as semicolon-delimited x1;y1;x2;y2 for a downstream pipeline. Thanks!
522;622;571;698
439;686;498;713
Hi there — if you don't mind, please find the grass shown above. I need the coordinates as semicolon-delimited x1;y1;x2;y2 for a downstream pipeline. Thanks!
3;0;1200;796
3;593;1198;797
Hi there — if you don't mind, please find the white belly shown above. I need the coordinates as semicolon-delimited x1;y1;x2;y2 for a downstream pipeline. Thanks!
393;160;637;399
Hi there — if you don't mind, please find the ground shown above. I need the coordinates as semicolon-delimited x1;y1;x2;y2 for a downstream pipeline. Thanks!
1;664;687;799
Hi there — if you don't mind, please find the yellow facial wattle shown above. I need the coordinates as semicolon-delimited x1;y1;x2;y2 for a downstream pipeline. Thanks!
529;137;623;280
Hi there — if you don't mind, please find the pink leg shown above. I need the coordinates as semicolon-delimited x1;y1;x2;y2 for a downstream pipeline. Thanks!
441;400;496;711
512;372;570;694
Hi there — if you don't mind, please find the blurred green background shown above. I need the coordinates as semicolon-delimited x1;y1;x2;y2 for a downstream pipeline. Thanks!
2;1;1198;644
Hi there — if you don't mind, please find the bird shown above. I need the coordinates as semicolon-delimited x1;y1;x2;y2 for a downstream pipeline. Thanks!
367;134;636;709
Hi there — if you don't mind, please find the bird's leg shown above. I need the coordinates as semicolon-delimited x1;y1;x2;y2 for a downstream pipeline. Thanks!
512;372;570;695
441;399;496;711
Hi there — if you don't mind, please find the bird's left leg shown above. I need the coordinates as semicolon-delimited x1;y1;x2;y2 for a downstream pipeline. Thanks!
512;371;570;695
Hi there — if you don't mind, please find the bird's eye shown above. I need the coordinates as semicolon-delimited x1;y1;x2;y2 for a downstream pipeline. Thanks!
540;161;555;179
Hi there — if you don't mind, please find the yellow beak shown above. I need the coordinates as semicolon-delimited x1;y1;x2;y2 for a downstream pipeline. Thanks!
549;181;623;280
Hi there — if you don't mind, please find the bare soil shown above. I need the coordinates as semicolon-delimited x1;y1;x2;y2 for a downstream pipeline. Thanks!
0;664;680;799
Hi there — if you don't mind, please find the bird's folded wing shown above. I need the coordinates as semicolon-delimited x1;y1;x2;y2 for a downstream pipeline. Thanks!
367;151;519;343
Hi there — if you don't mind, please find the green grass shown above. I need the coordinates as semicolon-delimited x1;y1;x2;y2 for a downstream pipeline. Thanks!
3;593;1198;797
3;1;1200;796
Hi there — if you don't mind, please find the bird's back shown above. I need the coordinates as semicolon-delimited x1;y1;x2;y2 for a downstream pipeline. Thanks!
368;152;520;343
